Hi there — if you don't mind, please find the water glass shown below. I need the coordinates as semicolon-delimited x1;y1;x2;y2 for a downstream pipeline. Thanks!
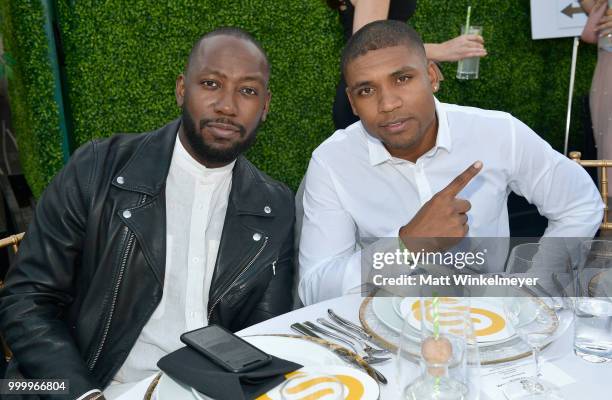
456;25;482;80
575;240;612;363
397;293;480;400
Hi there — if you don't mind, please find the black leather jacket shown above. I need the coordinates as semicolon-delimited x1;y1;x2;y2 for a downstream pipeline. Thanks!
0;119;295;399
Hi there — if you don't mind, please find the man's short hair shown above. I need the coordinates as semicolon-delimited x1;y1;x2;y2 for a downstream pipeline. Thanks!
341;20;426;75
186;27;270;79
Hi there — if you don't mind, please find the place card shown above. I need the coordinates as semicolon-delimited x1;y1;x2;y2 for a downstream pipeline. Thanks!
480;359;575;399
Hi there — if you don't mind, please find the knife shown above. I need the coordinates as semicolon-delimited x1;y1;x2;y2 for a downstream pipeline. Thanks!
327;309;372;340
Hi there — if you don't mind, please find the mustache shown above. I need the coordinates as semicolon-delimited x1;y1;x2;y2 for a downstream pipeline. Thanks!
199;118;246;135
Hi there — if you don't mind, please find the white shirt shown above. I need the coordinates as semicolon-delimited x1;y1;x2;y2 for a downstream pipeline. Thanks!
298;99;603;305
105;136;234;397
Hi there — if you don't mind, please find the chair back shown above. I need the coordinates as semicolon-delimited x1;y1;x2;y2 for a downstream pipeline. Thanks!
0;232;23;362
569;151;612;231
0;232;24;256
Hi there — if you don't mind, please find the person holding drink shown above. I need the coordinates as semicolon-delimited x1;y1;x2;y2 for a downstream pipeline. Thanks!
580;0;612;184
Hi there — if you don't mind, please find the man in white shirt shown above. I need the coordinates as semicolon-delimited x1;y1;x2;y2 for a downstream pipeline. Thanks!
298;20;603;305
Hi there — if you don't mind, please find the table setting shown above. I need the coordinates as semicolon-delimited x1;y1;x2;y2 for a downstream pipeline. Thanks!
115;241;612;400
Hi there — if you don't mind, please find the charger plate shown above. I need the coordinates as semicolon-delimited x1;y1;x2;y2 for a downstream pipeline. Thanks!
359;295;556;365
589;270;612;298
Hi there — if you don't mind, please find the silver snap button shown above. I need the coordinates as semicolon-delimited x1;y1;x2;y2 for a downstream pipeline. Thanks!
116;176;125;184
122;210;132;219
252;233;262;241
264;206;271;214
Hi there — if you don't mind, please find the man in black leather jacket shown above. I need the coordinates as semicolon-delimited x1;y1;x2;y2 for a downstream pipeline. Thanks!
0;27;294;400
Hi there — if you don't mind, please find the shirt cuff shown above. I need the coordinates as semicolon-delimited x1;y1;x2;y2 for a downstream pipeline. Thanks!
76;389;102;400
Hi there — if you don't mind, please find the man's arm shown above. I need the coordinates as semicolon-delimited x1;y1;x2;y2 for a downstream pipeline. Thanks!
298;155;366;305
508;117;603;237
0;142;101;399
298;154;480;305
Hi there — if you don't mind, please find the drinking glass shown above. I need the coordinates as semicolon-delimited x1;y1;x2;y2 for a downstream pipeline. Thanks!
574;240;612;363
456;25;482;80
503;243;575;399
397;292;480;400
280;372;344;400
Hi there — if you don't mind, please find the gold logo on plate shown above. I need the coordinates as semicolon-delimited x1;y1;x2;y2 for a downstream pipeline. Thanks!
257;371;365;400
411;297;506;337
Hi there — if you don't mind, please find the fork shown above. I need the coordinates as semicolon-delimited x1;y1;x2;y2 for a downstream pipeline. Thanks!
290;323;388;384
316;318;390;356
302;321;390;364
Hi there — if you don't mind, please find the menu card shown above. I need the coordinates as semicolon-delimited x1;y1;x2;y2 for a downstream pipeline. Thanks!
480;359;575;399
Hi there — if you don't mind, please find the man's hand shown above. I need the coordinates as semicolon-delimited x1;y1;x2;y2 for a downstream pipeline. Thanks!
399;161;482;252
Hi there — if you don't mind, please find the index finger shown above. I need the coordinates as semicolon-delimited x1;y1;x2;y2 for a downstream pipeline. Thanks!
440;161;483;197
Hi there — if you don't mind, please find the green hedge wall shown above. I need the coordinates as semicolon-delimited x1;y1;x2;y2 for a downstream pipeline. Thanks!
412;1;597;152
0;0;64;197
0;0;599;197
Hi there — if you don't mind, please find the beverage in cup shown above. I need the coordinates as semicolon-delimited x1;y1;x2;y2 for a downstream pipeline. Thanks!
456;25;482;80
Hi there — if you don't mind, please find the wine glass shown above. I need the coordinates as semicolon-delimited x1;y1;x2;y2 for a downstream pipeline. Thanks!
503;243;575;400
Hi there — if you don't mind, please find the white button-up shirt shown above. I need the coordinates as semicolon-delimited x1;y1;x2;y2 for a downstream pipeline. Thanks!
108;136;234;394
298;99;603;305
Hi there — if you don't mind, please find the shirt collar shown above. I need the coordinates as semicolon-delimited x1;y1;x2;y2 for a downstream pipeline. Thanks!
365;96;452;166
173;134;236;179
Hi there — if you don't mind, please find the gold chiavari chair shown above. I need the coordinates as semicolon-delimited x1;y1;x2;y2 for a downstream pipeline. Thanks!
0;232;24;362
569;151;612;231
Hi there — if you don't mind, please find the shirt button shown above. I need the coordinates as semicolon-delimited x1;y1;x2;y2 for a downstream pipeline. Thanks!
264;206;271;214
253;233;262;241
116;176;125;185
193;257;200;263
122;210;132;219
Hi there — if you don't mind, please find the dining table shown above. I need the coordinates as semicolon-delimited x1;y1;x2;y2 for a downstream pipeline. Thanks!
116;293;611;400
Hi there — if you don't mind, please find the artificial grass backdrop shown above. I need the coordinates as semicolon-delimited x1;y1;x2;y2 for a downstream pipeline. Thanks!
0;0;598;197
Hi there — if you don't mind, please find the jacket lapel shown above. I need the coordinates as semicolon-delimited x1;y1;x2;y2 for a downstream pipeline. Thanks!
209;156;276;302
113;119;180;285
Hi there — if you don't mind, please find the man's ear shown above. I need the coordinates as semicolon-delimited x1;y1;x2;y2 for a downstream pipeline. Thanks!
175;74;185;107
261;90;271;122
427;61;440;93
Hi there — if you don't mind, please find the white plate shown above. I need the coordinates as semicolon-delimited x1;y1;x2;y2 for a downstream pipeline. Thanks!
374;297;517;345
398;297;516;344
156;335;378;400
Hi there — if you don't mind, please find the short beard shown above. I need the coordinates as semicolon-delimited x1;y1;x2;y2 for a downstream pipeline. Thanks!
181;107;260;165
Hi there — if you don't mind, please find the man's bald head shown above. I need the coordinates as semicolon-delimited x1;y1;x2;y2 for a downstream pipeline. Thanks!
185;27;270;82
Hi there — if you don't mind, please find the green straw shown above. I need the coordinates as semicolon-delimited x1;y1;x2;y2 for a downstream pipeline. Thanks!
465;5;472;34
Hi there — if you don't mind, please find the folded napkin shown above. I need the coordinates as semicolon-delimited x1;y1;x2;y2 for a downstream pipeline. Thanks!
157;346;302;400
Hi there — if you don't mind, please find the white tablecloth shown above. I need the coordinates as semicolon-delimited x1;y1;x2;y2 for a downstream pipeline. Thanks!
116;294;611;400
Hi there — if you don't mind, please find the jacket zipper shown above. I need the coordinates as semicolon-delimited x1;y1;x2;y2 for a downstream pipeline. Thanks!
88;194;148;371
207;236;269;322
